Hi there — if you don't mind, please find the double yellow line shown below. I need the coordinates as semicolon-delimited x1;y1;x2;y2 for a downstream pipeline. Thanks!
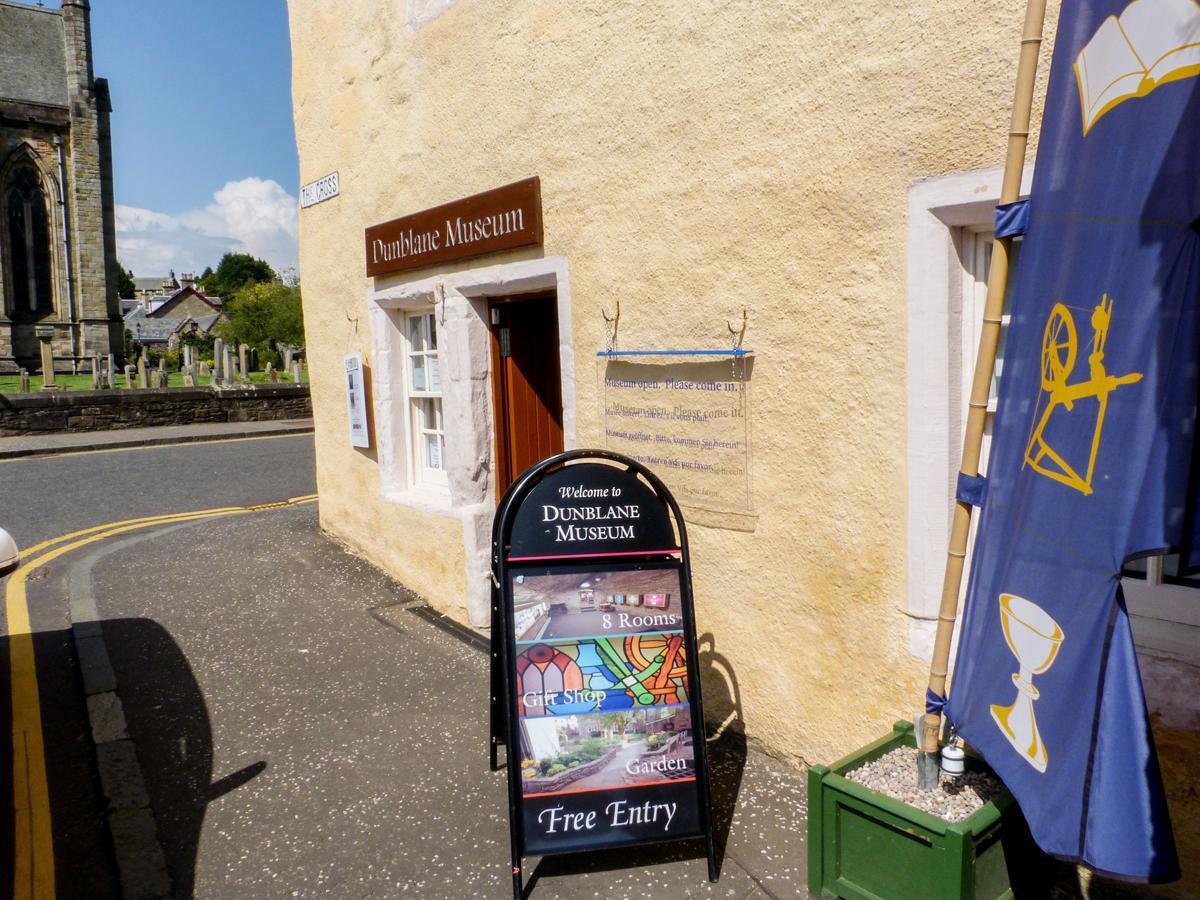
5;494;317;899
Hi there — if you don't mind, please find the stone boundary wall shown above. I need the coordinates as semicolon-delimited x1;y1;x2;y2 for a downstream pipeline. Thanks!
0;384;312;436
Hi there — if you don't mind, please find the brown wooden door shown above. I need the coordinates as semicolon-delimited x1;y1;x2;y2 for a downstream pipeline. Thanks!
489;293;564;501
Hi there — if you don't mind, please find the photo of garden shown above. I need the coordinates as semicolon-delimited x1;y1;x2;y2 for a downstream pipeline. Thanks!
511;567;682;642
518;707;695;798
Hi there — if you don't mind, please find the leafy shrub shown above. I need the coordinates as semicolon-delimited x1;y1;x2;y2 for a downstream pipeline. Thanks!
546;764;567;777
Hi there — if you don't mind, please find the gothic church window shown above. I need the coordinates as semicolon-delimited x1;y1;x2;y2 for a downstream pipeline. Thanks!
6;165;54;315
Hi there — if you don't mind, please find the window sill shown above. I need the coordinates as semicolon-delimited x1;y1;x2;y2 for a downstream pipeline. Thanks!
383;482;456;518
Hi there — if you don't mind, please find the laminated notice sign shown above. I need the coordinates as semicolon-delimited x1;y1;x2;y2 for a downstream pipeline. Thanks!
491;451;717;898
344;352;369;448
600;355;753;516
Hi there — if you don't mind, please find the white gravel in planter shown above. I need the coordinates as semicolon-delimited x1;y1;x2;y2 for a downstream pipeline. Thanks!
844;746;1006;822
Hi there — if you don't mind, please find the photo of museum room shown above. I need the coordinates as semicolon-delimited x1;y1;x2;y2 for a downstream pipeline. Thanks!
512;569;682;641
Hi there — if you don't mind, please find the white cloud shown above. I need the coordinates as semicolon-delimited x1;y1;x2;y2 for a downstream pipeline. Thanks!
116;177;298;280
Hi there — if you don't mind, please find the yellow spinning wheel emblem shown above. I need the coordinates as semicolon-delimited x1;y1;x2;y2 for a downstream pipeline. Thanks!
1023;295;1142;495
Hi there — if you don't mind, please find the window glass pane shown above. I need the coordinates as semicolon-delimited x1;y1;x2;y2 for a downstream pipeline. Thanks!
428;356;441;392
411;355;426;390
408;315;423;350
1162;552;1200;588
428;315;437;350
425;432;442;469
990;238;1021;403
1121;556;1149;580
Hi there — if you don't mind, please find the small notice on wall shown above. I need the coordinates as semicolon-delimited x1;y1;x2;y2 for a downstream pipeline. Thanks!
600;354;753;516
345;352;370;448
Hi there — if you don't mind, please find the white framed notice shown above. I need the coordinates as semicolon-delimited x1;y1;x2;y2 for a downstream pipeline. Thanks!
345;352;370;448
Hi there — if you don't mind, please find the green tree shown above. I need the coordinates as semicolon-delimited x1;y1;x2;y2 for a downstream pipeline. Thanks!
203;253;275;297
114;262;136;299
216;281;304;352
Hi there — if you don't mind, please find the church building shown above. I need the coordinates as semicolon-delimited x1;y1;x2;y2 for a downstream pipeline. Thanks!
0;0;122;372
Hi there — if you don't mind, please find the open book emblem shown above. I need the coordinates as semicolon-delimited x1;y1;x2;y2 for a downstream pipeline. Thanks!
1074;0;1200;134
1023;296;1142;495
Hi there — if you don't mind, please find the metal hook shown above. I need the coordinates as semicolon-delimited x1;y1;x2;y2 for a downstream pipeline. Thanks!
728;308;747;349
602;298;620;352
436;282;447;325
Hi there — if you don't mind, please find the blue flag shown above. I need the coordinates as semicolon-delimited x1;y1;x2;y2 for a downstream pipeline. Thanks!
945;0;1200;882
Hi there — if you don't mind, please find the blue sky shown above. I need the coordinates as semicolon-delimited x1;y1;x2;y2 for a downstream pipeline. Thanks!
25;0;301;278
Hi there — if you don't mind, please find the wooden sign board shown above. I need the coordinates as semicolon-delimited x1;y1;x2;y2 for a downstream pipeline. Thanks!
364;177;543;277
491;451;717;898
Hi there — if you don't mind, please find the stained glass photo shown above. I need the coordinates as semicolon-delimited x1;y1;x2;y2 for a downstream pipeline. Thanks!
511;568;682;642
516;633;689;717
518;707;696;798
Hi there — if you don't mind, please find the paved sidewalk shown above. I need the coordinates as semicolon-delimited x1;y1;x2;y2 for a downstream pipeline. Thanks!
71;503;808;898
0;418;314;459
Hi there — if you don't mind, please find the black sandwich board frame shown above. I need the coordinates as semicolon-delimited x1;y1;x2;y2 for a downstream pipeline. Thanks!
490;450;718;899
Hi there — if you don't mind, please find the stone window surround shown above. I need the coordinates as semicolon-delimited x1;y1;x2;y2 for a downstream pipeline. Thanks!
368;255;577;627
0;142;65;321
905;164;1032;663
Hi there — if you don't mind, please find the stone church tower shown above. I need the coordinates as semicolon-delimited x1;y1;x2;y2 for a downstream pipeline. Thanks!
0;0;121;372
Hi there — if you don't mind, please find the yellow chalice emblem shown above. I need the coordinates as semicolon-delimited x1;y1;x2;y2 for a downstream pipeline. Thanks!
1023;295;1142;495
990;593;1064;773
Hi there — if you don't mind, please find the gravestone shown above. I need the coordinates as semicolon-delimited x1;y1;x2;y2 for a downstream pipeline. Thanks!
183;366;196;387
149;369;163;389
239;344;249;378
107;354;116;388
198;361;211;378
124;365;136;388
222;346;234;386
182;345;192;369
18;369;30;393
249;347;259;373
91;354;103;390
213;338;225;381
136;356;148;389
36;326;58;391
283;348;294;373
291;362;302;383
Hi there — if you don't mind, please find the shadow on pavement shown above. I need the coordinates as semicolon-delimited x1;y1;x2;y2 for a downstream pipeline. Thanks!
100;617;264;899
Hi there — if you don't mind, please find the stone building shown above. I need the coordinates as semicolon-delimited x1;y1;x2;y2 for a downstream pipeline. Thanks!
0;0;121;372
286;0;1198;797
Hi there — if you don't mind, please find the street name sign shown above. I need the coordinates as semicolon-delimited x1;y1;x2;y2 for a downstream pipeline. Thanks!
491;450;717;898
300;171;339;209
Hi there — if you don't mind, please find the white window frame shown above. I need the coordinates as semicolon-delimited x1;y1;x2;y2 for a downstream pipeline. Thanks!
404;310;447;488
906;166;1032;661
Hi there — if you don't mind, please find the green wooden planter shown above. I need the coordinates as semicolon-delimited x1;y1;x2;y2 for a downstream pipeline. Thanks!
807;721;1039;900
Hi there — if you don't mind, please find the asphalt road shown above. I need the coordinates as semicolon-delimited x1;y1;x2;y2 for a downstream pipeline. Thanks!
0;434;317;549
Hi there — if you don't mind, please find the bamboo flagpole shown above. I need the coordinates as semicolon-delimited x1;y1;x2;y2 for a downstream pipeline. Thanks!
917;0;1049;789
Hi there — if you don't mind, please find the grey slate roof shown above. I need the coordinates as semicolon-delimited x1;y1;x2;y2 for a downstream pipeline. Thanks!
123;307;225;343
0;2;67;108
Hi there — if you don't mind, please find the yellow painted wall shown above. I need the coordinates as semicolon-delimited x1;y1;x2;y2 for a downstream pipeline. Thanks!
286;0;1057;766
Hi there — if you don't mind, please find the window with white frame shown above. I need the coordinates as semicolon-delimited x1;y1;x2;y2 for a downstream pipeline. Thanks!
406;310;446;487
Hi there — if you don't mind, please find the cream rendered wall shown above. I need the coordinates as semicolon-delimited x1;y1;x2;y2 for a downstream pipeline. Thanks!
287;0;1057;766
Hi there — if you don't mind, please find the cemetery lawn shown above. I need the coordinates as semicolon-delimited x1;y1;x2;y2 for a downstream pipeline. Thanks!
0;371;309;394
